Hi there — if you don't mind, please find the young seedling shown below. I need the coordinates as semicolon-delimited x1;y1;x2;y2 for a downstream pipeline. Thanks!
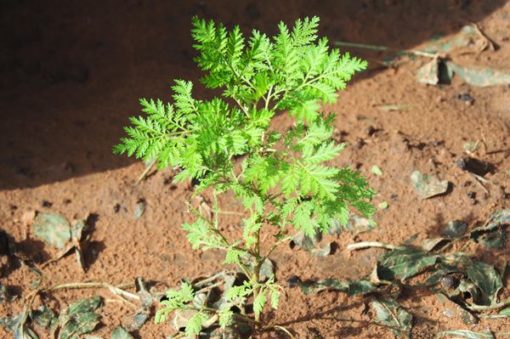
115;16;374;336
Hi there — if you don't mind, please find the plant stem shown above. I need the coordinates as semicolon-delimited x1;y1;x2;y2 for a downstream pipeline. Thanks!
253;284;261;323
253;223;263;323
212;191;220;229
264;86;273;110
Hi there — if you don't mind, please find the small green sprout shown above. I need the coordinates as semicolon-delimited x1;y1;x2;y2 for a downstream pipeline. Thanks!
115;16;374;335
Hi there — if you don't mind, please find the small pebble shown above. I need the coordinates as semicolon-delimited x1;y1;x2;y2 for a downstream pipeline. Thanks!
457;92;475;105
134;199;146;219
440;275;458;290
41;200;52;208
113;203;121;213
21;210;36;225
287;275;301;288
442;220;467;238
354;138;366;149
367;126;380;137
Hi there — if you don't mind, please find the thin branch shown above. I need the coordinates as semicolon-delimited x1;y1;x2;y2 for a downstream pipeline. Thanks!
233;96;250;117
271;325;296;338
135;159;156;185
479;314;510;319
262;235;292;263
264;85;274;110
212;191;220;229
193;271;234;289
50;281;138;299
334;41;437;58
465;299;510;311
347;241;401;251
24;281;138;313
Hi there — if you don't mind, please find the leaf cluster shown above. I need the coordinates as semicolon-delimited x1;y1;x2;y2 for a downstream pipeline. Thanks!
115;16;373;239
155;275;281;336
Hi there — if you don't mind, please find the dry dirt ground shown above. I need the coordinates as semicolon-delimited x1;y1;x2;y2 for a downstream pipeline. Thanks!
1;0;510;338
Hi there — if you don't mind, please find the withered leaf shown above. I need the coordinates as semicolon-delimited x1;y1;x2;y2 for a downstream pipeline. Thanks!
410;171;449;199
370;298;412;338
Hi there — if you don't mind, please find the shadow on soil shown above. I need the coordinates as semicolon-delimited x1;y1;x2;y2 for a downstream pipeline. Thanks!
269;289;437;337
0;0;506;190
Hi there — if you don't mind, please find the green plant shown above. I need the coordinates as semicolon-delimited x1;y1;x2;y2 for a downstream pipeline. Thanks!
114;16;374;335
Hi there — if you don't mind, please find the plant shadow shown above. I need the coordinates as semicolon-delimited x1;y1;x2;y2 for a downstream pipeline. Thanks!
266;287;438;337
